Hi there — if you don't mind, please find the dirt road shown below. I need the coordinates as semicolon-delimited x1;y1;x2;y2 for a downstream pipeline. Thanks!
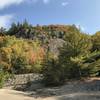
1;89;100;100
1;78;100;100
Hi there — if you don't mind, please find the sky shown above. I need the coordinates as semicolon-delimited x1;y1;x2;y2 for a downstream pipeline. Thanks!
0;0;100;34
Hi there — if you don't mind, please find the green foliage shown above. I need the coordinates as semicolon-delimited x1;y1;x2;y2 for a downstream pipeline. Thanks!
0;36;45;74
92;31;100;51
0;67;10;88
57;27;92;79
63;25;92;56
12;56;29;74
1;22;100;87
69;56;96;77
41;25;100;86
0;72;5;88
82;51;100;76
0;27;6;36
42;52;66;86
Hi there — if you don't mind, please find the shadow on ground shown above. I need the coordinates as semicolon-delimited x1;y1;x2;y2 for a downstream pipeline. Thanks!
13;79;100;100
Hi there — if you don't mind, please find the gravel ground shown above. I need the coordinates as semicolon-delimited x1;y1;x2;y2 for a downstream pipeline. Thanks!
1;78;100;100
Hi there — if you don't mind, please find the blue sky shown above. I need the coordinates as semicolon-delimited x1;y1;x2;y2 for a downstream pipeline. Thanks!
0;0;100;34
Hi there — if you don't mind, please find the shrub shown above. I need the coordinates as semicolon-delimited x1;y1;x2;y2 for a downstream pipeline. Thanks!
0;70;10;88
0;36;45;74
42;51;66;86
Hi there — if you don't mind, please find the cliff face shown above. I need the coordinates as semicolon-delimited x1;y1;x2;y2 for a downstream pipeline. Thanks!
8;25;72;40
7;24;80;56
48;38;65;56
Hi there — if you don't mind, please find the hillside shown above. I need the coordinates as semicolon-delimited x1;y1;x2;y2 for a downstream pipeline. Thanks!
0;22;100;100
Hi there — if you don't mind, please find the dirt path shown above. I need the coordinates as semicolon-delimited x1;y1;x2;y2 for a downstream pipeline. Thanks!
1;89;100;100
0;89;35;100
1;78;100;100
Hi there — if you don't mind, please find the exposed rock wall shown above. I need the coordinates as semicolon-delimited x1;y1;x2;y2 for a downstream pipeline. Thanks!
4;74;41;87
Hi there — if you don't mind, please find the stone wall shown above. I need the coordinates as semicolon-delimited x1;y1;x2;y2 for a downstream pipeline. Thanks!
4;74;42;87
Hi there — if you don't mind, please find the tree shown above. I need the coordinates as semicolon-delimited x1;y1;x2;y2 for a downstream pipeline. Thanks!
92;31;100;51
58;26;92;79
42;48;65;86
0;27;6;36
7;22;18;35
0;36;45;74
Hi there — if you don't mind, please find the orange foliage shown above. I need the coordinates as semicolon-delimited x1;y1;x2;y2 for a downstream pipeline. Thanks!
27;47;45;64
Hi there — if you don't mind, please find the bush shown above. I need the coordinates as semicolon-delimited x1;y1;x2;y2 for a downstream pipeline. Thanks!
42;52;66;86
12;56;29;74
0;71;10;88
0;36;45;74
0;72;5;88
68;56;94;78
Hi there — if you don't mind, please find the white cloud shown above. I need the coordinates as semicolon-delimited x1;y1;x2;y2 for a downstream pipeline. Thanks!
80;26;85;32
26;0;50;4
43;0;50;4
0;0;25;9
0;14;14;28
0;0;51;9
25;0;38;3
61;2;69;6
76;24;85;32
